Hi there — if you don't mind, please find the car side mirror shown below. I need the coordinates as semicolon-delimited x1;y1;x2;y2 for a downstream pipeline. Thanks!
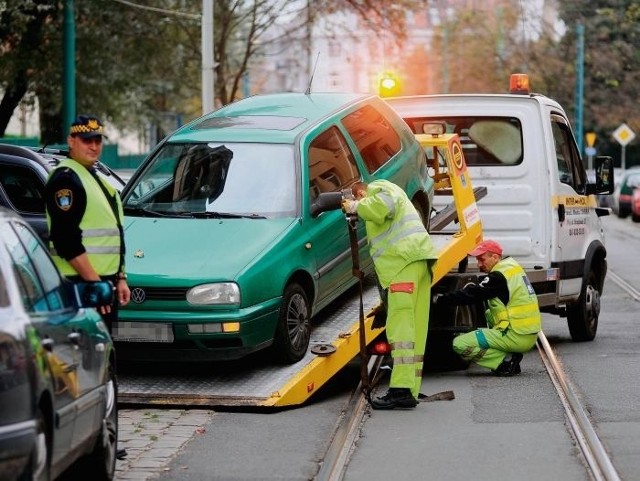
73;280;115;308
310;192;344;217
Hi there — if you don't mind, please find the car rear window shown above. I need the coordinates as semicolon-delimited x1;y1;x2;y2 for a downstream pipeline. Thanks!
342;104;402;174
403;116;524;166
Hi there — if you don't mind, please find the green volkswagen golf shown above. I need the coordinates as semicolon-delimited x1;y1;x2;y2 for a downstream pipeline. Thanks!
115;92;433;363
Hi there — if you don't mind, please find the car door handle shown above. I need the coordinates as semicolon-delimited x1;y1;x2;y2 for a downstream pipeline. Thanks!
68;332;81;345
41;337;54;352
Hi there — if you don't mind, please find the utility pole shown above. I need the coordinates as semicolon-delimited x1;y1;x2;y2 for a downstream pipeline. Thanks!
202;0;214;114
63;0;76;139
574;23;584;156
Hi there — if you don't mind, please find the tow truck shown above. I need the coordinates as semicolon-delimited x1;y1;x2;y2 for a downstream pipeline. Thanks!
118;125;485;408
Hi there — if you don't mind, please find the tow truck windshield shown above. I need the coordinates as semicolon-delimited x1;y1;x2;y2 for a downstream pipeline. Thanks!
123;142;297;218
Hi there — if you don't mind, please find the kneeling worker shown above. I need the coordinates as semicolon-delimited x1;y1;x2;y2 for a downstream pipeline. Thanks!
433;240;541;376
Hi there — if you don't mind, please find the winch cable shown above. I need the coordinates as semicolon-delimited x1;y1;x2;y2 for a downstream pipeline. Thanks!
345;213;375;405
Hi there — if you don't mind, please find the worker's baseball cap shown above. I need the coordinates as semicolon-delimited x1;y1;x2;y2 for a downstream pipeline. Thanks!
69;114;107;139
469;240;503;257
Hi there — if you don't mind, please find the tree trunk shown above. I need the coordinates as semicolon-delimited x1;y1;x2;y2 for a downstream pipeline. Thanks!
0;76;28;137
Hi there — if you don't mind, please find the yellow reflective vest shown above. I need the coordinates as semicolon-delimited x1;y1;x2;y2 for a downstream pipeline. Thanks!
47;159;123;276
486;257;541;334
356;180;438;288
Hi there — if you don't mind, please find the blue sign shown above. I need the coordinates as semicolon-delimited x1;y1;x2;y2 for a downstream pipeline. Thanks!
585;146;596;156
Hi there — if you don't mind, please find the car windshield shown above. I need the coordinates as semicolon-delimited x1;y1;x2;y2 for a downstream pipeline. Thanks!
122;142;297;218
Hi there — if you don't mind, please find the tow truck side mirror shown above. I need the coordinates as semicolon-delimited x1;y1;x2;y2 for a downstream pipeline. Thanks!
310;192;344;217
593;156;614;195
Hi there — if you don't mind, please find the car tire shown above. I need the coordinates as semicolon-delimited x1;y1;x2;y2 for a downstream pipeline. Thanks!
567;269;600;342
73;363;118;481
412;197;431;230
18;409;50;481
632;213;640;223
272;282;311;364
425;303;477;372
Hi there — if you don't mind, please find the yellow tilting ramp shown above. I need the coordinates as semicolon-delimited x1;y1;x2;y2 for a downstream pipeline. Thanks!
416;130;485;283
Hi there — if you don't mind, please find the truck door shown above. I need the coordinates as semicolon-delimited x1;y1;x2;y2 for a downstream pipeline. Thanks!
549;113;594;295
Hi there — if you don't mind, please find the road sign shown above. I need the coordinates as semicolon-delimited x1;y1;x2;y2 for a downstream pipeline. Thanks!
613;123;636;146
586;132;596;147
585;146;596;156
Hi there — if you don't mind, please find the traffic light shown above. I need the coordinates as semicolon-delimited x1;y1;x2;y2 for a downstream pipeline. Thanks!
378;72;401;97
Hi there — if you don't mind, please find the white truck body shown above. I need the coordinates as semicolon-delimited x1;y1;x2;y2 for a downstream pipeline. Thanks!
387;90;614;341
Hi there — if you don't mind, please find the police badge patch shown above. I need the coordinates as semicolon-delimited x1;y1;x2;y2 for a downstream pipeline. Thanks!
55;189;73;210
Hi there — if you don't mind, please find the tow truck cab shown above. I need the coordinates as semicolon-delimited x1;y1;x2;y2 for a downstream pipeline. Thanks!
387;74;615;342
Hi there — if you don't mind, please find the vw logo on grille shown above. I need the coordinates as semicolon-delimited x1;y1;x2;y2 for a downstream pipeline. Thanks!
131;288;146;304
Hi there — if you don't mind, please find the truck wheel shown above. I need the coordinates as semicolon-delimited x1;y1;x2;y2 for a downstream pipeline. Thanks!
272;283;311;364
567;269;600;341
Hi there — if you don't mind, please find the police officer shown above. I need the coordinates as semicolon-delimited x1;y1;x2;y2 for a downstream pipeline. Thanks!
45;114;130;331
434;240;541;376
343;180;438;409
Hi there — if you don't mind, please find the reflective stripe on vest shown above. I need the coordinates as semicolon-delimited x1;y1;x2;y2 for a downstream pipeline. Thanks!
47;159;123;276
487;257;541;334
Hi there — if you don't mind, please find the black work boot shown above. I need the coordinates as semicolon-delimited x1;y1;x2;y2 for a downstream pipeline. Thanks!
370;388;418;410
493;353;523;377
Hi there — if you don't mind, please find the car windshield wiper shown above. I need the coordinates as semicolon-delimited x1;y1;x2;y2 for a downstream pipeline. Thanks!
189;211;266;219
124;205;174;217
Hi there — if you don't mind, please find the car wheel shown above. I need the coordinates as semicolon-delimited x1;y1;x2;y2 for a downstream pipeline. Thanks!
272;283;311;364
632;212;640;223
425;304;476;372
567;269;600;342
74;363;117;480
412;197;430;230
18;409;50;481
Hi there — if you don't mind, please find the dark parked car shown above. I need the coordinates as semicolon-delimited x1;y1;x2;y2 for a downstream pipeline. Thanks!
0;207;117;481
0;144;126;242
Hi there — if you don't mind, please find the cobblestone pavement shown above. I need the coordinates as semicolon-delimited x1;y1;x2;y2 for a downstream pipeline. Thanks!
115;409;214;480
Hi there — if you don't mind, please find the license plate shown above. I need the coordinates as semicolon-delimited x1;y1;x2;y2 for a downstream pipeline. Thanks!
112;322;174;343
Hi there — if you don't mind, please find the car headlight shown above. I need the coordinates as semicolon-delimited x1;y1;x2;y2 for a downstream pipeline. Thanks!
186;283;240;305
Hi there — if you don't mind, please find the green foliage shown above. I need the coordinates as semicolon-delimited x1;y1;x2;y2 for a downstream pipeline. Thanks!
0;0;638;166
552;0;640;166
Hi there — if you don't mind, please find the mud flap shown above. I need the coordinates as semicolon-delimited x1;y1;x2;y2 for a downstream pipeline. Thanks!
417;390;455;402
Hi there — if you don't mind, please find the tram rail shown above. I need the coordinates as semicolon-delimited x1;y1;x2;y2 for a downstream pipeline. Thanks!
317;267;640;481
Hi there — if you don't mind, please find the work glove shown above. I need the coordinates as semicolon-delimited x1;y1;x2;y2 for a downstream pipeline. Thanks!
341;198;358;215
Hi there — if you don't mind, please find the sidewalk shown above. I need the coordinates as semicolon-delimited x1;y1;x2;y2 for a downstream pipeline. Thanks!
115;409;214;480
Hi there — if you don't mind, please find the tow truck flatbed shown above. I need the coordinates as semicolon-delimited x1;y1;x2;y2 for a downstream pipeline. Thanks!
118;130;484;408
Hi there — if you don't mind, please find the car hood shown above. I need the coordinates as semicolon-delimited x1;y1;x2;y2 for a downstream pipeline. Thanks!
124;216;296;282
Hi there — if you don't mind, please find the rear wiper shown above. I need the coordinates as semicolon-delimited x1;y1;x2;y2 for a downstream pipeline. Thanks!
190;211;266;219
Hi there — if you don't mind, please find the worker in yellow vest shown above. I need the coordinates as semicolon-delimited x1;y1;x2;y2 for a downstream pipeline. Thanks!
434;240;541;376
343;180;438;409
45;115;130;331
